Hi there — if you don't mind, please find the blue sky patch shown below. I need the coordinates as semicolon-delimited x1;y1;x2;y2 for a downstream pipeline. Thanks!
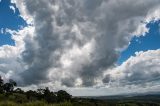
0;0;26;46
118;20;160;64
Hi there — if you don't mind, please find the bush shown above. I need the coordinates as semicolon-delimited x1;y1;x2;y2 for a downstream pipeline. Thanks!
57;90;72;102
12;93;28;103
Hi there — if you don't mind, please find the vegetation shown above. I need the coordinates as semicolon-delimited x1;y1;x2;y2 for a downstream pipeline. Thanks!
0;76;160;106
0;76;73;105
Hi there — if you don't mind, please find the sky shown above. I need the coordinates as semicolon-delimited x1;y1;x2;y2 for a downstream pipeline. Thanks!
0;0;160;96
118;20;160;64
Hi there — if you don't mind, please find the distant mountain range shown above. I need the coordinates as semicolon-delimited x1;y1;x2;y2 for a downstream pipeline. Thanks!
79;91;160;102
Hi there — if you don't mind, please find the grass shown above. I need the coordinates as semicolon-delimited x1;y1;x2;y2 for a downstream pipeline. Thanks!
1;100;160;106
0;101;73;106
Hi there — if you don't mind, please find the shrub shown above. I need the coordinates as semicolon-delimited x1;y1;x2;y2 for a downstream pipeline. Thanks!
12;93;28;103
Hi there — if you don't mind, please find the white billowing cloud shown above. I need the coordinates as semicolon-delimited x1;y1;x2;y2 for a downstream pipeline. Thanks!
132;23;149;36
9;5;16;13
11;0;33;24
0;0;160;95
104;49;160;88
145;6;160;23
133;6;160;36
0;26;35;83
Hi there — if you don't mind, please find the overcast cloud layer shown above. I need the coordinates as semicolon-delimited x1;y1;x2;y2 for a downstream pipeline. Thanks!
0;0;160;95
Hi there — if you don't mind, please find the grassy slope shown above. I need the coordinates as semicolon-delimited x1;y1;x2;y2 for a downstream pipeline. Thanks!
1;95;160;106
1;100;160;106
0;101;73;106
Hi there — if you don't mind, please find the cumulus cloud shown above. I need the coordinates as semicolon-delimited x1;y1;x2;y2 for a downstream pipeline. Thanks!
0;0;160;93
9;5;16;13
104;49;160;87
0;26;34;83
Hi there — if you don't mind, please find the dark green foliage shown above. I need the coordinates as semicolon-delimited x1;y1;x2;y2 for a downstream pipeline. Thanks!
3;79;17;93
57;90;72;102
43;87;57;103
35;87;57;103
14;88;24;94
8;93;28;103
26;90;38;101
0;76;3;86
0;76;4;93
0;75;72;104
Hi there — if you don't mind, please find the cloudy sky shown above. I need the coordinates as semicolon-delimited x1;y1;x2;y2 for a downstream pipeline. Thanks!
0;0;160;96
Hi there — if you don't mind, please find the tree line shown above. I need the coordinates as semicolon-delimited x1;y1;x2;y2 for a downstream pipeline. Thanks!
0;76;72;103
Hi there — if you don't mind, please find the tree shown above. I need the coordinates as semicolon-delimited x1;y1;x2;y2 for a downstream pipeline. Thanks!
56;90;72;102
0;76;4;93
0;76;3;86
26;90;38;101
3;79;17;93
14;88;24;94
0;76;74;103
43;87;56;103
9;79;17;87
